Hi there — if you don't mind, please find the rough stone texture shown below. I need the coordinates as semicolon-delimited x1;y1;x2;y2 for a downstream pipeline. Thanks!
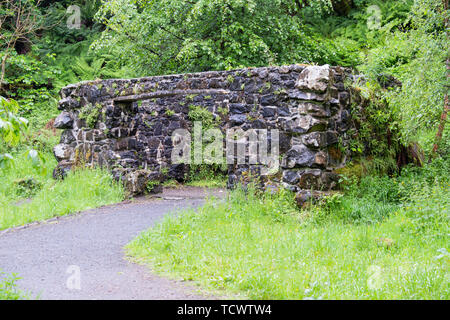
54;111;73;129
54;64;362;203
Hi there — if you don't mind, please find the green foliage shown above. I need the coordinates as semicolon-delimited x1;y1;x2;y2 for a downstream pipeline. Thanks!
78;103;102;128
146;179;160;193
93;0;337;75
13;176;43;198
0;96;28;149
165;109;175;117
52;49;134;89
316;176;401;224
0;271;26;300
0;167;124;230
319;157;450;228
1;1;131;131
357;0;448;148
185;165;227;188
127;177;449;299
396;158;449;238
0;96;45;172
1;47;61;128
186;103;226;185
38;1;103;57
1;49;60;93
188;104;216;129
348;82;400;163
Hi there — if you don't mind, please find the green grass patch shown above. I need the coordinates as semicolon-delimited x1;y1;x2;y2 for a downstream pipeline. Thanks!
0;152;124;230
185;165;227;188
0;271;28;300
127;161;449;299
185;177;227;188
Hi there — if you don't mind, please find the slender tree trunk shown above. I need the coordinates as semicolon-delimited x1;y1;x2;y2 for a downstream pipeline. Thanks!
0;50;9;92
430;0;449;158
431;90;449;155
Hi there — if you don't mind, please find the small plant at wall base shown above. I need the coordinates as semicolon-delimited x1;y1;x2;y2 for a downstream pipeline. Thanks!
146;179;161;193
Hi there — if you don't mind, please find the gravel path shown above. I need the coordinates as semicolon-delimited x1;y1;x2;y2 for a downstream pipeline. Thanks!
0;187;225;300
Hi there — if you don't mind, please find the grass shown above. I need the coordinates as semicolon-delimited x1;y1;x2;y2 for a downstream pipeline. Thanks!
185;165;227;188
185;177;226;188
162;165;228;188
163;178;227;189
127;160;449;299
0;151;124;230
0;271;27;300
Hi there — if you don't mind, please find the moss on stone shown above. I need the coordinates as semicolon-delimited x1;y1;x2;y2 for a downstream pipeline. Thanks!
78;103;102;129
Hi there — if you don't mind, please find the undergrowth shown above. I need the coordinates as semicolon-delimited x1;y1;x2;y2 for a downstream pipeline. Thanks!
0;271;27;300
127;158;449;299
0;157;124;230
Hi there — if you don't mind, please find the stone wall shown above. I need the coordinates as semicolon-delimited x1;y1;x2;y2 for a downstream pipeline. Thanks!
53;64;360;205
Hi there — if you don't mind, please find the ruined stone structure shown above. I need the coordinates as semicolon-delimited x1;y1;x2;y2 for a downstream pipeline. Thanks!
53;64;361;205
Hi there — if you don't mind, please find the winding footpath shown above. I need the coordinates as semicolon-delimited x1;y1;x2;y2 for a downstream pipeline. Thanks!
0;187;225;300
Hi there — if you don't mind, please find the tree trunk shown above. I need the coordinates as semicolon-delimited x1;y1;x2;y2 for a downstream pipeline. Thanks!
430;0;449;159
0;53;8;92
431;90;449;156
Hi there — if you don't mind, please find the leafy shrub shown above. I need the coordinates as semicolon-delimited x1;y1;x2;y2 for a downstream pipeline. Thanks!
395;158;450;238
186;103;226;185
0;271;26;300
358;0;447;150
188;104;217;129
0;97;47;172
315;175;400;225
1;49;61;128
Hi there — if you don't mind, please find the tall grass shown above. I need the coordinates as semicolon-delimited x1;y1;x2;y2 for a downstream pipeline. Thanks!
0;152;124;230
127;160;449;299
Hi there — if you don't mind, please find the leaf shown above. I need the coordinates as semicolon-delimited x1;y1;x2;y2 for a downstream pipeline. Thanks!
25;149;47;176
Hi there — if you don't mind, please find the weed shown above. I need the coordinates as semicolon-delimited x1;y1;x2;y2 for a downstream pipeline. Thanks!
165;109;175;117
0;271;27;300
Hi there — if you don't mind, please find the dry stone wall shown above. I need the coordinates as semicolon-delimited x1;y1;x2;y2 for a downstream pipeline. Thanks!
54;64;361;205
